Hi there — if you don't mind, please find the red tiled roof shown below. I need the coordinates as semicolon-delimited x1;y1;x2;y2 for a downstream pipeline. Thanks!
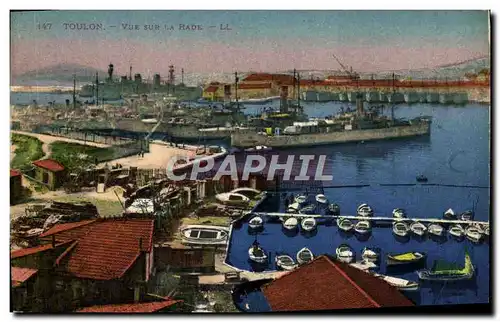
32;159;65;172
76;300;181;313
49;219;154;280
326;75;353;80
39;220;97;238
262;256;413;312
238;83;272;90
11;267;38;287
10;169;21;177
204;86;219;93
11;241;73;259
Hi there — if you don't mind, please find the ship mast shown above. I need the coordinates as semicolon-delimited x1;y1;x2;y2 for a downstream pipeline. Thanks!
234;72;239;110
297;72;301;111
95;72;99;106
73;74;76;109
391;72;396;120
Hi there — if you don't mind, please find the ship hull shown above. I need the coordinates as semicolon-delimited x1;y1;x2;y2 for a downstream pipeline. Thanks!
231;122;431;148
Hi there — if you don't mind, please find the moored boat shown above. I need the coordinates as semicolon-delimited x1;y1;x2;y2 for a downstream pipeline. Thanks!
416;175;428;182
296;247;314;265
357;204;373;217
460;210;474;221
443;208;456;220
328;203;340;215
362;247;378;262
248;242;268;263
294;195;307;205
275;255;298;271
354;220;372;234
428;223;444;237
417;252;474;281
299;204;316;215
465;225;483;243
301;218;317;232
448;224;465;238
387;252;426;266
287;202;300;213
249;216;264;230
392;208;406;218
283;217;298;230
336;244;354;263
315;194;328;204
337;218;354;232
410;221;427;236
373;273;419;291
181;225;229;245
483;224;490;237
393;221;410;237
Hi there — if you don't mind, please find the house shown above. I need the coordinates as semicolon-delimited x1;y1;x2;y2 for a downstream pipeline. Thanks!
241;73;297;98
155;243;216;273
261;255;414;312
75;299;181;313
202;85;224;101
11;267;39;311
32;159;65;191
10;218;155;312
10;169;22;204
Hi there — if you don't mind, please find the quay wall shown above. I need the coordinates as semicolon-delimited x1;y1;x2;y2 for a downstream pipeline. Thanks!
231;123;430;148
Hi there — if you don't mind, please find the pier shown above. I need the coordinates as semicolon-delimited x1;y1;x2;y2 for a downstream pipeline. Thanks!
251;212;489;225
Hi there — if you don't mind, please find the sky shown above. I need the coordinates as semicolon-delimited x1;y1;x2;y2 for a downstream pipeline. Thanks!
10;10;490;76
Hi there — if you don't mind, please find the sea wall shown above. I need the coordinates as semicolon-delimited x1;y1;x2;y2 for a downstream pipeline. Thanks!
231;123;430;148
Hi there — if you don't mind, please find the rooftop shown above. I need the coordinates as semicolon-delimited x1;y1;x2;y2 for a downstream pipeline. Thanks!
11;267;38;287
75;299;181;313
262;255;414;312
204;86;219;93
10;169;21;177
32;159;65;172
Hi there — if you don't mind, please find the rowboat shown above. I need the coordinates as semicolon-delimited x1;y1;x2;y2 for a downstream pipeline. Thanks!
294;195;307;205
181;225;229;246
328;203;341;215
428;223;444;237
373;273;419;291
299;204;317;215
392;208;406;219
275;255;298;271
417;252;474;281
387;252;426;266
336;244;354;263
354;221;372;234
443;208;456;220
248;216;263;230
296;247;314;265
301;218;317;232
410;221;427;236
315;194;328;204
357;204;373;217
361;247;378;262
448;224;465;238
287;202;300;213
460;210;474;221
283;217;298;230
337;218;354;232
248;243;267;263
393;221;410;237
465;225;483;243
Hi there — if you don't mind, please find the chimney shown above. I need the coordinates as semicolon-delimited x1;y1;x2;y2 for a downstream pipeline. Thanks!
51;235;56;248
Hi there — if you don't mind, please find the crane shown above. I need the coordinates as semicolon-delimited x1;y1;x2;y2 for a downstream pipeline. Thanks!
332;54;359;80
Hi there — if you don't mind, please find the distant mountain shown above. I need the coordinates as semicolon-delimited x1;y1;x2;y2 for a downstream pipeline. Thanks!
12;64;107;86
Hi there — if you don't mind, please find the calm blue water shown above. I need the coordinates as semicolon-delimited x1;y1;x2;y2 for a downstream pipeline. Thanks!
226;102;490;308
10;92;123;105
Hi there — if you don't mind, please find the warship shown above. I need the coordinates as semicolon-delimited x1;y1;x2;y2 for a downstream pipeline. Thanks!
231;94;431;148
79;64;202;101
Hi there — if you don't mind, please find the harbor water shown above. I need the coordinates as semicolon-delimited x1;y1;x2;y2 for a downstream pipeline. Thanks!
227;101;490;308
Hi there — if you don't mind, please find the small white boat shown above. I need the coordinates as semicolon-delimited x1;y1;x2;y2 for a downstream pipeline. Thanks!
299;204;316;214
350;260;378;271
392;208;406;218
275;255;298;271
460;210;474;221
357;203;369;212
362;248;378;262
287;202;300;213
410;221;427;236
248;244;268;263
315;194;328;204
448;224;465;238
296;247;314;265
443;208;456;219
465;225;483;243
373;273;419;292
354;221;372;234
336;244;354;263
245;145;271;152
248;216;263;229
294;195;307;205
181;225;229;245
393;221;410;237
428;223;444;237
483;225;490;237
337;218;355;232
357;205;373;217
283;217;298;230
301;218;317;232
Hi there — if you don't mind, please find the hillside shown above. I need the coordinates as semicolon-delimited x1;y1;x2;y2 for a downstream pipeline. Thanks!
12;64;106;86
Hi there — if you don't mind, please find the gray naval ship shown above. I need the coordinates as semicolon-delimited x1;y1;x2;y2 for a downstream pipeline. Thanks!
231;95;431;148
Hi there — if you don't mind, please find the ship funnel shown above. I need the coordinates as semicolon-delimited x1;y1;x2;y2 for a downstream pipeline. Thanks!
356;93;364;116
